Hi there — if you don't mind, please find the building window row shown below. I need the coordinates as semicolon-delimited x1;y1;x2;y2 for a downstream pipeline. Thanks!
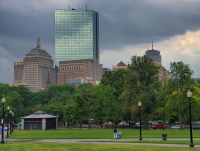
59;66;81;71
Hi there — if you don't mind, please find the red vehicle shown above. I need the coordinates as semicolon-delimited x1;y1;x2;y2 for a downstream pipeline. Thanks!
152;124;166;130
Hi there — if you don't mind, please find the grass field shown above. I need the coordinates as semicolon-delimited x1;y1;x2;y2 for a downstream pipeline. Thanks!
3;128;200;151
9;128;200;139
1;142;200;151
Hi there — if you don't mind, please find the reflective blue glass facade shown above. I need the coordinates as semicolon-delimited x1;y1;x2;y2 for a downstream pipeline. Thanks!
55;9;99;66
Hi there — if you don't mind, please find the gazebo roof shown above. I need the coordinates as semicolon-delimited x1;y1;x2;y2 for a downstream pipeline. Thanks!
22;111;57;119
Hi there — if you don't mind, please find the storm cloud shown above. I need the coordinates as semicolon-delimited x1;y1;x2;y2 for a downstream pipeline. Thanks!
0;0;200;83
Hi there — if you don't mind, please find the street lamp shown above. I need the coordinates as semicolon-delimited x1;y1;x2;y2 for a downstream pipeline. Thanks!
12;112;14;133
138;101;142;141
1;97;6;143
187;90;194;147
6;106;10;138
70;115;72;129
9;110;12;134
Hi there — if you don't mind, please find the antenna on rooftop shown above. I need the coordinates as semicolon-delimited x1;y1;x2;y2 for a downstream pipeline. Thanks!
152;38;154;50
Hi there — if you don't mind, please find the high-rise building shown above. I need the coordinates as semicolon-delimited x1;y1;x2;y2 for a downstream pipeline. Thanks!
145;43;168;80
145;49;161;64
55;9;99;67
14;38;56;91
145;42;161;64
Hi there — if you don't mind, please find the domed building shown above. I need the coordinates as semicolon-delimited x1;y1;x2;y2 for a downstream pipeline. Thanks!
14;38;56;91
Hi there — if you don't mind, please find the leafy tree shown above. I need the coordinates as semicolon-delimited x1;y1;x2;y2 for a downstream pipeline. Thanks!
4;91;23;123
10;85;33;107
89;84;122;128
0;83;10;98
193;78;200;88
77;83;94;93
46;84;76;102
63;103;76;127
101;69;129;99
155;78;172;124
168;61;193;128
73;93;90;129
122;55;160;128
101;85;122;128
119;88;136;125
43;103;65;123
31;90;47;106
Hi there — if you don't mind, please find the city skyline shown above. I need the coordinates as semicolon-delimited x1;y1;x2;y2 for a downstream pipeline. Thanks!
1;0;200;84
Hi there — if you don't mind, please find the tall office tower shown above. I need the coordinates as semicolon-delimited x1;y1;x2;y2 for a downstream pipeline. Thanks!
55;9;99;67
14;38;56;92
145;43;169;80
145;49;161;64
145;43;161;64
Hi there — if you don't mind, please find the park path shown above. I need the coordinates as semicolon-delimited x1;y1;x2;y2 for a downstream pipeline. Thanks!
3;138;200;148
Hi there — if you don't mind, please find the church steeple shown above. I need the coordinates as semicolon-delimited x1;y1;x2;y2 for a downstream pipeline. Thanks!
37;37;41;49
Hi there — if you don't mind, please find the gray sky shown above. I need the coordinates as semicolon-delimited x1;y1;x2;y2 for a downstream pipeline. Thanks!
1;0;200;84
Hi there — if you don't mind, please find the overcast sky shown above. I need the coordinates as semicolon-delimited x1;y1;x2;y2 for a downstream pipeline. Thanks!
1;0;200;84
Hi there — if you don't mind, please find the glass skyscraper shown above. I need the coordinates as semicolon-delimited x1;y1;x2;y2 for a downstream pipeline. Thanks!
55;9;99;67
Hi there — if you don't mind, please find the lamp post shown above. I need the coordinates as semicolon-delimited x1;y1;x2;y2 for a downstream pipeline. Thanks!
138;101;142;141
6;106;10;138
9;110;12;134
187;90;194;147
70;115;72;129
12;113;14;133
1;97;6;143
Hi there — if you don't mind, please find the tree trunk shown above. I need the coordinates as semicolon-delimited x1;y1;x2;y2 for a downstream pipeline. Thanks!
145;119;148;129
179;106;183;129
163;104;166;124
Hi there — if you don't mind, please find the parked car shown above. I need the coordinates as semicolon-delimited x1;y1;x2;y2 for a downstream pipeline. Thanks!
152;124;166;130
135;122;145;126
193;125;200;130
132;124;144;129
170;125;180;130
118;121;129;125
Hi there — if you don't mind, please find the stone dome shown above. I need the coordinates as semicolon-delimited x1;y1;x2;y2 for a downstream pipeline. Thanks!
25;38;52;59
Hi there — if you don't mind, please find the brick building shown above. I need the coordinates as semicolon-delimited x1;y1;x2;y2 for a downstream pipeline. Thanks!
57;59;102;85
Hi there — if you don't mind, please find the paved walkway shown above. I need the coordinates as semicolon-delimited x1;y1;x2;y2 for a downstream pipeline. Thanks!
3;138;200;148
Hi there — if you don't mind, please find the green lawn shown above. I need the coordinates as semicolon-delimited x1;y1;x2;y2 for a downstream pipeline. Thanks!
3;128;200;151
9;128;200;139
0;142;199;151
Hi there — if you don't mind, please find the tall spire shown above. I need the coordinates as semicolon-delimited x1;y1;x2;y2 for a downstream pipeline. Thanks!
37;37;41;49
152;38;153;50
